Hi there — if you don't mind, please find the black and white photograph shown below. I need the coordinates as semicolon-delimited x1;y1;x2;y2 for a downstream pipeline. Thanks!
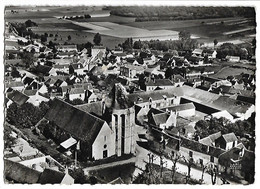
2;1;258;185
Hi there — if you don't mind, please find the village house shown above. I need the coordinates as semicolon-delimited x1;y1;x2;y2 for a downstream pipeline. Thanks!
215;133;238;151
171;75;186;87
69;63;86;75
66;88;85;101
6;90;29;107
23;89;49;106
146;79;175;91
120;64;144;80
33;65;57;76
57;44;77;52
226;56;240;62
203;49;217;59
161;102;196;118
4;158;74;184
85;89;98;103
5;81;25;91
147;108;177;129
218;146;255;183
91;46;106;58
144;65;165;78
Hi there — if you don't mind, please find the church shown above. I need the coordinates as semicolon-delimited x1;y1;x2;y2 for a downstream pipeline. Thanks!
43;83;135;160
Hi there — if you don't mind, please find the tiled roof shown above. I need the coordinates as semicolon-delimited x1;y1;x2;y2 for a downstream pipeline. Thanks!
127;87;183;104
161;103;195;112
76;101;104;117
180;136;225;158
152;113;169;126
71;63;84;70
37;168;65;184
44;98;106;144
7;90;29;106
69;88;84;94
4;159;41;184
23;89;37;96
221;133;238;143
146;79;173;87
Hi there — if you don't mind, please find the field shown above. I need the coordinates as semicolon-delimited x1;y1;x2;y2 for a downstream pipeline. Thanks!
5;6;256;48
212;66;255;79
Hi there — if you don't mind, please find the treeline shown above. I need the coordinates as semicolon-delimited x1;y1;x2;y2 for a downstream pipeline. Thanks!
109;6;255;22
216;42;255;59
133;39;198;52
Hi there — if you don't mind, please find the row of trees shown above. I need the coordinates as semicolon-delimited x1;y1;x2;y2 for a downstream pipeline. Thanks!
129;31;198;51
110;6;255;21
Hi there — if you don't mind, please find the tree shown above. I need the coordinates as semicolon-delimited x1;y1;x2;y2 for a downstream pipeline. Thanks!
93;33;101;45
165;67;174;79
138;73;146;90
213;39;218;49
169;151;181;184
41;35;47;43
8;53;15;60
11;67;21;78
21;52;36;68
179;30;191;41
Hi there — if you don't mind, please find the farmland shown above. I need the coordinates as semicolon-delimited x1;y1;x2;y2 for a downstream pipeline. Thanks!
212;66;255;79
5;6;256;49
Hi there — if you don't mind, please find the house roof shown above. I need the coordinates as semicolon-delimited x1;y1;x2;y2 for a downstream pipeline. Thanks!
199;132;221;146
37;168;65;184
44;98;106;144
69;88;84;95
92;46;106;50
211;110;233;120
212;96;253;115
76;101;104;117
23;89;37;96
23;77;34;85
192;49;203;55
121;64;144;72
162;103;195;112
71;63;84;70
5;81;24;88
180;137;225;158
4;159;41;184
218;147;255;170
73;83;93;90
127;87;183;104
172;75;186;83
7;90;29;106
152;112;169;126
34;65;53;74
221;133;238;143
180;85;220;104
146;79;173;87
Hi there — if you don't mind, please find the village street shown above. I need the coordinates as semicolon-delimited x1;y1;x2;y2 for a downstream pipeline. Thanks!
133;125;235;185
